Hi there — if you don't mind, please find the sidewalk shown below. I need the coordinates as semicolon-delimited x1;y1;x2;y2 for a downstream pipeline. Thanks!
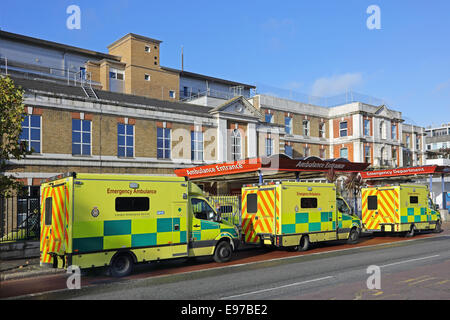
0;257;64;281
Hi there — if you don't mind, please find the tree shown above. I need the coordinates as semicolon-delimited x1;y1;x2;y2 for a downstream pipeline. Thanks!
343;172;364;217
0;76;31;196
325;167;341;195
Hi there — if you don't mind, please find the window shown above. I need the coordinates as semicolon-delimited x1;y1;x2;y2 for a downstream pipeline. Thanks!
340;121;348;137
144;74;151;81
72;119;91;156
265;137;273;156
392;148;397;165
118;123;134;158
285;117;292;134
157;127;171;159
265;113;273;123
20;115;41;153
364;146;371;163
285;144;293;158
169;90;176;99
340;147;348;159
44;197;52;226
392;124;397;140
406;135;411;147
416;137;420;150
380;121;386;139
183;86;189;97
247;194;258;214
319;122;325;138
303;120;310;136
303;146;310;157
191;130;203;161
80;67;86;80
191;198;216;220
115;197;149;212
410;196;419;204
144;45;151;52
231;129;242;161
319;148;326;159
367;196;378;210
109;70;124;80
337;198;350;214
301;198;317;209
364;119;370;136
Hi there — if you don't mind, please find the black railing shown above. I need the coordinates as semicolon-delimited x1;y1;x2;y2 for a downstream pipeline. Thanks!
206;195;241;228
0;196;40;243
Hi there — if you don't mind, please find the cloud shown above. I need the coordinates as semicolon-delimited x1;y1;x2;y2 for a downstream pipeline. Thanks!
433;79;450;93
261;18;296;33
311;73;364;97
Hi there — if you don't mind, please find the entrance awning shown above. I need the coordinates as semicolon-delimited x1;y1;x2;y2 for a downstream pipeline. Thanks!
360;165;450;180
174;154;370;182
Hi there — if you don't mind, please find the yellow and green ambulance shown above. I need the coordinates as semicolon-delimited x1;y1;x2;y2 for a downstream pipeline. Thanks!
361;184;442;236
40;173;239;277
241;181;362;251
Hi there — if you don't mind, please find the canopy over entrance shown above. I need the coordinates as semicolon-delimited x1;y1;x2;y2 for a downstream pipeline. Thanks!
174;154;370;184
361;165;450;211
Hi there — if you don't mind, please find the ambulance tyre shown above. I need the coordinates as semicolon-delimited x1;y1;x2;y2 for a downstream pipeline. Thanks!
297;235;310;252
347;227;359;244
110;252;134;277
213;240;233;263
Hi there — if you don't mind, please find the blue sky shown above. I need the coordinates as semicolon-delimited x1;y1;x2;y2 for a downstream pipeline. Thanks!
1;0;449;127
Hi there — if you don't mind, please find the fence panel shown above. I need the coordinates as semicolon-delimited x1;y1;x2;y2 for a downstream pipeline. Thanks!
207;195;241;228
0;196;40;243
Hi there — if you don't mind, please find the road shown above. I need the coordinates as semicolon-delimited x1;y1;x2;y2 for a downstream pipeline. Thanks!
1;228;449;300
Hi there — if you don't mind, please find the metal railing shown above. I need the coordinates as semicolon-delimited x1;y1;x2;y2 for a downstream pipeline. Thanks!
0;196;40;243
180;87;251;102
206;195;241;228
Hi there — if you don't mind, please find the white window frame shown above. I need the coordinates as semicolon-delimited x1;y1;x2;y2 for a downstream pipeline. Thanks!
285;117;292;135
339;121;348;137
157;127;171;159
364;119;370;136
191;130;204;162
319;122;325;138
21;114;42;154
118;123;135;158
231;129;242;161
169;90;176;99
303;120;310;136
144;74;151;81
72;119;92;156
340;147;348;159
265;137;273;156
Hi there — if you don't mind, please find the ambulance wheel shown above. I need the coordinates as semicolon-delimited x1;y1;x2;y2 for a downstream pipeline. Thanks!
405;225;415;238
213;240;233;263
434;220;442;233
347;227;359;244
110;253;134;277
297;235;310;252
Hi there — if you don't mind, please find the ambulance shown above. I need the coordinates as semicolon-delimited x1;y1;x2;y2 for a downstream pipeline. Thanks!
361;184;442;236
241;181;362;251
39;173;240;277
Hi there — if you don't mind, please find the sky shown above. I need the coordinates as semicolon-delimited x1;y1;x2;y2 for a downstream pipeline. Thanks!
0;0;449;127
